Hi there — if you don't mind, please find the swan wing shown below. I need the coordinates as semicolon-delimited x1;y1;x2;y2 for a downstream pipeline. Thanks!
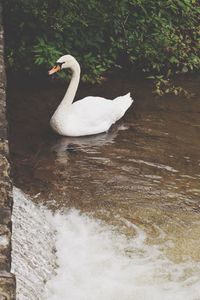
63;93;133;136
72;93;133;123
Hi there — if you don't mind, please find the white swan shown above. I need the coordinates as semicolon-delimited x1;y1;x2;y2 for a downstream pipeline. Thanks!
48;55;133;137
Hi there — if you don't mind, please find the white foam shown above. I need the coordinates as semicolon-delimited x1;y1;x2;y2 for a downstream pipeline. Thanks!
44;212;200;300
12;188;200;300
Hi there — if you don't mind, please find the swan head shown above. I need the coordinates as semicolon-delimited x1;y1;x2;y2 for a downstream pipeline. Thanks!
48;55;79;75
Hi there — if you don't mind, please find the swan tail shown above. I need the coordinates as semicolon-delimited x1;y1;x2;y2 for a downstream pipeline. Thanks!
113;92;134;121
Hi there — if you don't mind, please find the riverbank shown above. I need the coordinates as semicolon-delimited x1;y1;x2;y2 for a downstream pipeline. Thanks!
0;4;16;299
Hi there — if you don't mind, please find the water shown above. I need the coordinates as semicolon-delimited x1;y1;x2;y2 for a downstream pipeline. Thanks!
12;187;200;300
12;188;56;299
8;75;200;299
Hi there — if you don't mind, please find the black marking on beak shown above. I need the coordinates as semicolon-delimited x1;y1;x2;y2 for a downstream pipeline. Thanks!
56;62;64;68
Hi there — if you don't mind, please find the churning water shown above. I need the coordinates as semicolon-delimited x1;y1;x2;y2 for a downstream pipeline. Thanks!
12;187;200;300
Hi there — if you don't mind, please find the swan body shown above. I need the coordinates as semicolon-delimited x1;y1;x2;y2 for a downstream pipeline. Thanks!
49;55;133;137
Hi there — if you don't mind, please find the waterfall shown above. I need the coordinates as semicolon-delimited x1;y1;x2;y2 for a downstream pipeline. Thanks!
12;187;200;300
12;188;57;299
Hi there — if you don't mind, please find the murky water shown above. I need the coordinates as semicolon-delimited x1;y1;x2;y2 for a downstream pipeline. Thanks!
8;75;200;298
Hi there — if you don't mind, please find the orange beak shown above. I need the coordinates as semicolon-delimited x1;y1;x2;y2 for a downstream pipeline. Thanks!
48;65;61;75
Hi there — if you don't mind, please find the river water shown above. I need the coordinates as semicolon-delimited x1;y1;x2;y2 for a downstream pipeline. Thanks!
8;76;200;299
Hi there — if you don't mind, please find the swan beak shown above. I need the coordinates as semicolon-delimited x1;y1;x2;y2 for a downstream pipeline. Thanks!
48;65;61;75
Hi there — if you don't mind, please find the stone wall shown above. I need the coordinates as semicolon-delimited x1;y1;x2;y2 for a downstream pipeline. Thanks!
0;4;16;300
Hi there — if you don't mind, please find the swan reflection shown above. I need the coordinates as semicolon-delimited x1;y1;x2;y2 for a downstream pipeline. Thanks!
51;123;129;164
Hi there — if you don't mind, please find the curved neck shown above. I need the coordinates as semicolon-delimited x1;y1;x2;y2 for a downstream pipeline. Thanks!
57;62;81;112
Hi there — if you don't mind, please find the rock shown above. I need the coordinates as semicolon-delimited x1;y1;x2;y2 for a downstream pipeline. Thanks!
0;4;16;299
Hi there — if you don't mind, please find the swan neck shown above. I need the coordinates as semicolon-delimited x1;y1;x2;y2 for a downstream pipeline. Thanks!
62;63;80;107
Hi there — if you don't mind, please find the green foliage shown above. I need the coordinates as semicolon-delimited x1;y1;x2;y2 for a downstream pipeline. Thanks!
3;0;200;89
148;75;191;97
33;38;62;67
